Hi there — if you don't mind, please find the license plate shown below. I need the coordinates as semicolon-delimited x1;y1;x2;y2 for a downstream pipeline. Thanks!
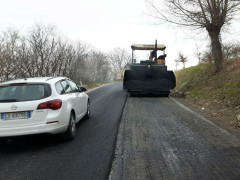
1;112;30;120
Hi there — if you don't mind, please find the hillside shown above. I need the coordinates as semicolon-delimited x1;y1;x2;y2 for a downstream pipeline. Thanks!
173;59;240;128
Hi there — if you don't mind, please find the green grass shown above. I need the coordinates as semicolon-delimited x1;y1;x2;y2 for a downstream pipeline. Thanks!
174;59;240;106
83;81;109;90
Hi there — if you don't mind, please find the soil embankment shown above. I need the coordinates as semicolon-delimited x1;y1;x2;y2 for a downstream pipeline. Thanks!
172;59;240;134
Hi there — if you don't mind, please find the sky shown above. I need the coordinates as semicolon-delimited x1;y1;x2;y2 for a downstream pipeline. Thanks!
0;0;239;70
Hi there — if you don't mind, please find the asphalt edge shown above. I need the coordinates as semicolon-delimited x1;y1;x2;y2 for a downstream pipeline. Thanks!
108;95;240;180
169;96;239;139
108;93;128;180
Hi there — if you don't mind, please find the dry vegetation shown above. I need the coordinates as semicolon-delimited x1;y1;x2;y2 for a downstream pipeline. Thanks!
146;0;240;71
173;58;240;127
0;23;131;85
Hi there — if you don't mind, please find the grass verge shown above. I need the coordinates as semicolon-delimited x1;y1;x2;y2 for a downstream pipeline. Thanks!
172;59;240;128
83;82;110;91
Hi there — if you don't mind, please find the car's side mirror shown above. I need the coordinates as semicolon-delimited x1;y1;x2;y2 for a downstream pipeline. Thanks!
79;87;87;92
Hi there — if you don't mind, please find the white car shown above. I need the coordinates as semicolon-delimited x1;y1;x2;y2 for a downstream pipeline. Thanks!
0;77;90;141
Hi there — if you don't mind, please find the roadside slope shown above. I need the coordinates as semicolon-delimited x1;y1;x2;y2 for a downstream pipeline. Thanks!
173;59;240;128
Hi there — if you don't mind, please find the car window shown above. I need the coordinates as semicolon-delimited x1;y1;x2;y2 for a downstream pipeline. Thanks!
0;84;51;102
55;81;65;94
67;80;79;93
60;80;72;93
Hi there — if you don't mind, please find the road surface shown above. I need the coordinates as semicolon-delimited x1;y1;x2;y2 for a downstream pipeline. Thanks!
1;83;240;180
110;96;240;180
0;83;127;180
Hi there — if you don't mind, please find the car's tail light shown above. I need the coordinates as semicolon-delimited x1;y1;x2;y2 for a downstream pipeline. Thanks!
37;99;62;110
46;121;59;124
164;54;167;57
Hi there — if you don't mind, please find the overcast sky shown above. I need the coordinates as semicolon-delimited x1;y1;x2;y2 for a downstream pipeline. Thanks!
1;0;239;70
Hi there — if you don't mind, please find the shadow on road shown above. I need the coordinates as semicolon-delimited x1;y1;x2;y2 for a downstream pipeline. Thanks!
129;94;170;98
0;119;88;154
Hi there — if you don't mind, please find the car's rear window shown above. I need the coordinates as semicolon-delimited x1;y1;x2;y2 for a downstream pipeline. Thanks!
0;83;51;102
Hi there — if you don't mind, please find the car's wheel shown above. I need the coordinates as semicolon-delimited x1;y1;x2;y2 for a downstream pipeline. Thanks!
84;100;90;120
63;112;76;141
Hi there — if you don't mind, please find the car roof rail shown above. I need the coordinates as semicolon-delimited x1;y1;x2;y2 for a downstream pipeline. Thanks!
46;77;55;81
46;77;65;81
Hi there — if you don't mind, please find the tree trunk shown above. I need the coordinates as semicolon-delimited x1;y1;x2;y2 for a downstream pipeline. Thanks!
209;31;223;71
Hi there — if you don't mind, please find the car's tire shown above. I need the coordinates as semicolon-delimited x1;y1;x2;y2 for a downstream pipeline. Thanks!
84;100;90;120
63;112;76;141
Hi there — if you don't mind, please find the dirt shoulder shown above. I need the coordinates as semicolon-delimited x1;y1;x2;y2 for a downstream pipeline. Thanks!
173;96;240;139
173;60;240;139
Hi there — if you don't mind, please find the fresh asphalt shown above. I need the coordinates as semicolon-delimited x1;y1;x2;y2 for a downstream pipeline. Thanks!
0;83;127;180
110;96;240;179
1;83;240;180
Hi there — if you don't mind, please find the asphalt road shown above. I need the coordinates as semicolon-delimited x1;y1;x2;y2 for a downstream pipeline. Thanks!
0;83;127;180
110;96;240;180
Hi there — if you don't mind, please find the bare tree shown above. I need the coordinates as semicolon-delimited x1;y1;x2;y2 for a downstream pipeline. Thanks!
52;38;68;76
0;23;114;84
146;0;240;71
18;37;32;78
195;44;202;64
176;52;188;69
174;59;179;71
201;50;214;63
27;23;57;77
85;48;112;83
221;41;240;60
63;42;88;83
222;42;233;60
0;30;21;81
231;43;240;59
108;47;131;75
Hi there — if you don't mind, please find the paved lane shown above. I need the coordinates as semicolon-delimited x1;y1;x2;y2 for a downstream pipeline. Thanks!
0;83;127;180
110;96;240;180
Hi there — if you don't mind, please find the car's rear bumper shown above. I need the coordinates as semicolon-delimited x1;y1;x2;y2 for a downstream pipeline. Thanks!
0;123;68;137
